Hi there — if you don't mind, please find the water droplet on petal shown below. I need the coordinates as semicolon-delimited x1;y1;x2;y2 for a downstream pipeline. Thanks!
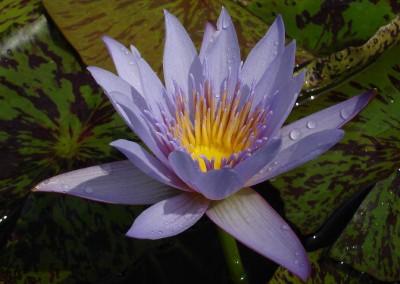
306;120;317;129
281;224;290;231
158;230;163;235
84;186;94;194
274;41;279;46
101;164;113;174
222;18;229;29
128;61;134;65
273;50;278;56
295;251;301;256
340;108;350;119
289;129;302;140
43;179;50;185
294;260;299;265
215;93;220;98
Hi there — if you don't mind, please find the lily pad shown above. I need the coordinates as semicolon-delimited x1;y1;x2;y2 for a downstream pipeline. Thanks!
272;42;400;235
328;170;400;282
41;0;314;75
243;0;400;55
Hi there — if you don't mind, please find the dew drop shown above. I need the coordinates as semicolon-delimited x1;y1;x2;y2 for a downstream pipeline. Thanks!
43;179;50;185
101;164;113;174
289;129;302;140
222;17;229;29
84;186;94;194
306;120;317;129
294;260;299;265
157;230;163;235
340;108;350;119
273;50;278;56
281;224;290;231
274;41;279;46
295;251;301;256
128;61;134;65
215;93;220;98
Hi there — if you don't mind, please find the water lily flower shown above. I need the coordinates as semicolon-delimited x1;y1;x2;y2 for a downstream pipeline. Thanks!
34;7;374;280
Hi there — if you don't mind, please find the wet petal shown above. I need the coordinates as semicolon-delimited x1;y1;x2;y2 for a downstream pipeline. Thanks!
102;36;143;95
168;150;201;191
206;187;311;280
264;70;306;138
127;192;210;239
247;129;344;186
33;161;179;205
233;138;281;182
163;10;202;98
111;139;189;191
203;7;240;97
251;40;296;111
241;15;285;87
280;89;375;150
199;22;217;63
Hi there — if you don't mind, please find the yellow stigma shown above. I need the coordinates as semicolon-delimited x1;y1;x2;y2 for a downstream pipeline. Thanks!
172;81;267;172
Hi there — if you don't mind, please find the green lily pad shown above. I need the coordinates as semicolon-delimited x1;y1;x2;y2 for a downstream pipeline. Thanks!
243;0;400;55
328;170;400;282
41;0;314;75
272;42;400;235
269;249;378;283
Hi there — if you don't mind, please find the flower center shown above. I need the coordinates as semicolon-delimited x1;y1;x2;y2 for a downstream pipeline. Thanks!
171;80;269;172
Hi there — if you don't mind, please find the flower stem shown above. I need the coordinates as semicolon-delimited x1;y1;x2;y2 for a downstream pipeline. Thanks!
216;226;248;284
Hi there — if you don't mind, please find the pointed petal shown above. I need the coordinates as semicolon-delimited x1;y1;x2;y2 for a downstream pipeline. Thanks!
246;129;344;186
264;70;305;138
163;10;202;98
251;40;296;111
111;139;189;191
87;66;132;96
127;192;210;239
168;150;244;200
110;92;170;167
241;15;285;87
199;22;217;63
33;161;179;205
233;138;281;182
203;7;240;97
206;187;311;280
280;89;375;150
102;36;143;95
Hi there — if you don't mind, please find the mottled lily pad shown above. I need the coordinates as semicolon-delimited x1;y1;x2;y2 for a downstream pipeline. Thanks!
41;0;314;75
328;170;400;282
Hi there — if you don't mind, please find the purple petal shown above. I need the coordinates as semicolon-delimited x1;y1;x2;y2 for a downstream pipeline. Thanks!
251;40;296;111
203;7;240;97
33;161;179;205
87;66;132;98
126;192;210;239
280;89;375;150
163;10;203;98
111;139;189;191
241;15;285;87
102;36;143;95
168;150;244;200
264;70;306;138
109;92;170;167
233;138;281;182
206;187;311;280
199;22;217;63
246;129;344;186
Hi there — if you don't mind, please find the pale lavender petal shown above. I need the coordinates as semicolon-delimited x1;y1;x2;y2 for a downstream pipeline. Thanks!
241;15;285;87
163;10;203;98
206;187;311;280
102;36;143;95
168;150;201;191
233;138;281;182
168;150;244;200
111;139;189;191
135;52;174;117
110;92;170;167
195;169;244;200
246;129;344;186
87;66;132;98
33;161;179;205
199;22;217;63
203;7;240;97
280;89;375;150
127;192;210;239
264;70;306;138
251;40;296;111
